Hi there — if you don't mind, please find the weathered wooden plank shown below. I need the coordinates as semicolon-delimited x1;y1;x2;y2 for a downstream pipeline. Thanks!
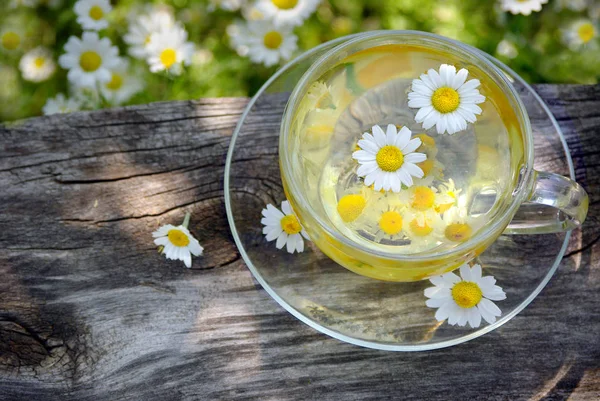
0;86;599;400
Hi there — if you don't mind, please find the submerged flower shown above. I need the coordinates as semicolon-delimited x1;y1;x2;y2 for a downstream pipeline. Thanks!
563;20;598;50
424;263;506;328
408;64;486;135
500;0;548;15
353;124;426;193
146;24;194;75
59;31;120;87
19;47;56;82
74;0;112;31
441;207;483;244
402;209;444;249
228;19;297;67
337;193;367;223
255;0;320;27
153;219;204;268
99;59;143;105
261;200;310;253
42;93;81;115
373;204;406;242
124;8;175;59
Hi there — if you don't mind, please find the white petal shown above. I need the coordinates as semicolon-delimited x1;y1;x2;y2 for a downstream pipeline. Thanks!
391;175;401;193
402;162;424;178
426;297;449;308
353;150;377;162
182;250;192;268
419;73;437;91
154;237;169;246
281;200;292;215
397;169;413;187
408;97;432;108
479;298;502;317
402;138;422;154
440;64;456;85
382;174;392;191
483;289;507;301
265;227;283;241
301;229;310;240
452;68;469;89
477;303;496;324
296;235;304;253
422;110;441;130
372;176;384;192
411;81;434;96
436;117;447;135
414;105;434;123
460;264;472;281
456;107;478;123
396;126;412;149
275;232;288;249
266;204;284;219
467;307;482;328
188;239;204;256
364;172;377;187
460;103;483;115
471;264;482;280
429;275;447;287
457;313;468;327
424;287;451;299
261;217;280;226
458;79;481;93
447;304;463;325
442;272;461;285
404;153;427;163
372;125;386;147
357;138;379;153
428;68;443;87
357;161;379;177
385;124;396;144
286;235;296;253
434;301;453;321
152;224;176;237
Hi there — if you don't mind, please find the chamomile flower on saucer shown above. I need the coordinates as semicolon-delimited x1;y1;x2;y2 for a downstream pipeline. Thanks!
255;0;320;27
408;64;486;135
424;263;506;328
99;59;143;105
59;32;120;88
228;20;297;67
19;47;56;82
441;207;484;244
74;0;112;31
124;8;175;59
353;124;426;193
153;215;204;268
42;93;81;115
261;200;310;254
563;20;598;50
500;0;548;15
146;24;194;75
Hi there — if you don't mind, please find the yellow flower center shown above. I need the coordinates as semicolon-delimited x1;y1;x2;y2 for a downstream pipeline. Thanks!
337;194;366;223
577;23;595;43
416;133;435;150
417;159;434;176
167;229;190;247
411;186;435;211
144;35;151;45
379;211;403;236
375;145;404;172
105;73;123;90
89;5;104;20
409;219;433;237
79;51;102;72
263;31;283;50
160;48;177;68
445;223;473;242
280;214;302;235
34;57;46;68
271;0;298;10
432;87;460;114
1;31;20;50
452;281;483;308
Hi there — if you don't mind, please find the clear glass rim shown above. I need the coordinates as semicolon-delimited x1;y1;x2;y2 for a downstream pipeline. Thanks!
224;33;572;351
280;30;534;262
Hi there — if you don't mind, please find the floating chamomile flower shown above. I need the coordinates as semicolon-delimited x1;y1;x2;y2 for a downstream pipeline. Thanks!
353;124;426;193
563;20;598;50
398;185;448;216
261;200;310;254
228;20;297;67
19;47;56;82
500;0;548;15
59;32;120;88
74;0;112;31
153;213;204;268
337;193;367;224
442;207;484;244
424;263;506;328
146;24;194;75
42;93;81;115
124;8;175;59
374;206;406;243
99;59;144;105
408;64;486;135
255;0;320;28
402;209;444;249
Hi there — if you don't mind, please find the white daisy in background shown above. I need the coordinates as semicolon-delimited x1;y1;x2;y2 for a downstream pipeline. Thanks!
19;47;56;82
408;64;486;135
1;29;22;51
42;93;81;115
255;0;320;27
209;0;245;12
124;8;175;59
152;213;204;268
74;0;112;31
99;59;143;105
9;0;39;8
424;263;506;328
563;19;598;50
146;24;194;75
500;0;548;15
261;200;310;254
554;0;587;12
496;39;518;59
228;20;297;67
242;2;265;21
353;124;426;193
59;32;120;88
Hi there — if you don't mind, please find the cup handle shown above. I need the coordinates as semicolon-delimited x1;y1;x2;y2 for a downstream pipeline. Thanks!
504;170;588;234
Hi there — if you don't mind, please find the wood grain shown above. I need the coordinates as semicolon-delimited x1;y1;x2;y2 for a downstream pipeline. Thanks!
1;86;599;400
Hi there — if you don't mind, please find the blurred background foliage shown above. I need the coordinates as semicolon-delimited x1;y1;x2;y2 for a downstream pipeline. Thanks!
1;0;599;121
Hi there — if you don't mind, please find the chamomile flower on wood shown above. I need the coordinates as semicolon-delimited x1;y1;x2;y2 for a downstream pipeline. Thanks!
228;20;297;67
153;213;203;268
42;93;81;115
500;0;548;15
255;0;320;27
19;47;56;82
124;8;175;59
424;263;506;328
563;20;597;50
353;124;426;193
261;201;310;254
99;59;143;105
59;32;120;88
74;0;112;31
146;24;194;75
408;64;486;135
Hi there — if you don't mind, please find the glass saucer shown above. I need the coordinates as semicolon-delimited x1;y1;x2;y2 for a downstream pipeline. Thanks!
224;33;574;351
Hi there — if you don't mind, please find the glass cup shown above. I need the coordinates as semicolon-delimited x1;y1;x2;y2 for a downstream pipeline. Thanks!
279;31;588;282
